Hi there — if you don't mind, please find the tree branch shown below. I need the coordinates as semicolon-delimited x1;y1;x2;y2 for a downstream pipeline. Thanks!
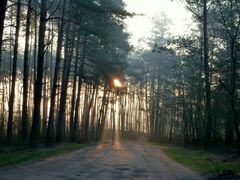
219;79;232;96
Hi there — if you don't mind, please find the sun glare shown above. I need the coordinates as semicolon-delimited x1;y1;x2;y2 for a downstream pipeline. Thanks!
113;79;122;88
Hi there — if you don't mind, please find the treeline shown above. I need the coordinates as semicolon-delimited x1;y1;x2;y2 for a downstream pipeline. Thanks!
127;0;240;156
0;0;131;147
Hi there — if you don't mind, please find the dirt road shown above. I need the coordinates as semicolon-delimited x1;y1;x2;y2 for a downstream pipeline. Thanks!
0;142;204;180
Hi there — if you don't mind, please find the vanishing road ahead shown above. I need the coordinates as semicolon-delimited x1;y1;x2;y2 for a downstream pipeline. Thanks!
0;142;204;180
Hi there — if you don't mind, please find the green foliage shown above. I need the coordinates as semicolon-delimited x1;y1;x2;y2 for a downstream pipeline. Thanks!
71;0;131;81
0;144;85;167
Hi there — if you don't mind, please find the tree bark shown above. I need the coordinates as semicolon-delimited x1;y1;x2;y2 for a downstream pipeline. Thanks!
56;23;74;143
71;36;87;143
84;84;96;142
7;0;21;144
69;35;81;140
22;0;32;142
30;0;47;147
203;0;212;148
0;84;5;143
0;0;7;71
46;0;67;146
90;86;98;141
230;40;240;156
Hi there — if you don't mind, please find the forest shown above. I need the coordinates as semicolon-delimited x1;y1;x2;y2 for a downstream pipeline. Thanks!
0;0;240;177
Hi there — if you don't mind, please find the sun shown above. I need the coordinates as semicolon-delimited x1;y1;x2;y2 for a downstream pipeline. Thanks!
113;78;122;88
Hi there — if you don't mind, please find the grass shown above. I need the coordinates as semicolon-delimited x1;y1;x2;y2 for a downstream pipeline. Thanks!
0;143;85;167
159;144;240;175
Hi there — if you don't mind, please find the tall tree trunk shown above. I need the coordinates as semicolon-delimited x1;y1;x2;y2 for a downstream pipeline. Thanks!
96;83;107;141
149;70;156;140
56;23;74;143
42;64;48;137
203;0;212;147
22;0;32;142
98;88;110;141
30;0;47;147
90;86;98;141
7;0;21;144
33;0;38;84
81;86;89;141
145;80;150;136
181;85;188;146
0;0;7;71
84;84;96;143
42;24;51;137
102;91;110;136
71;36;87;143
46;0;67;146
71;77;82;143
69;35;81;140
111;94;116;142
230;40;240;156
28;27;34;122
0;84;5;143
193;66;203;144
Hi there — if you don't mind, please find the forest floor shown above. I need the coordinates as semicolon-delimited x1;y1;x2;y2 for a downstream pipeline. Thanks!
0;143;85;167
159;144;240;178
0;141;204;180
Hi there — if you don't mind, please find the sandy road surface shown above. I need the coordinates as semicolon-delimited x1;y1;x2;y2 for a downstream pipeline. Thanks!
0;142;204;180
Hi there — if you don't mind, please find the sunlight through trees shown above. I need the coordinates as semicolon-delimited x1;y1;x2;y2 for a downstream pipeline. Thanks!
0;0;240;161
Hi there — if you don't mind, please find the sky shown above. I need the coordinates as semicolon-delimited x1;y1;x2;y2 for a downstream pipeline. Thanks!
124;0;193;47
